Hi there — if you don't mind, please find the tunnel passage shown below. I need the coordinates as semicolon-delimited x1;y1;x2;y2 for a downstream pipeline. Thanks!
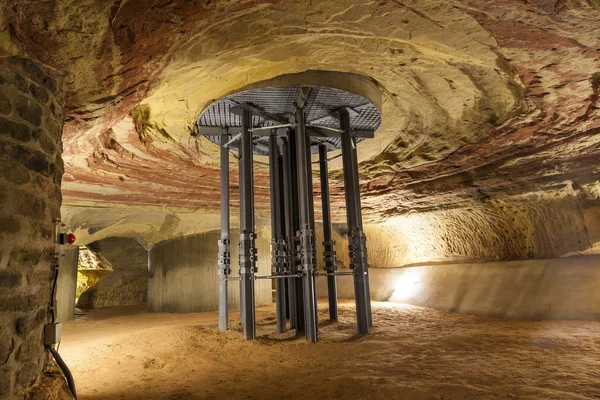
76;238;148;309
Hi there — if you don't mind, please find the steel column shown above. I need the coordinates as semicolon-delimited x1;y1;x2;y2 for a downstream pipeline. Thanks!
269;132;287;333
238;156;244;325
318;144;338;321
239;109;257;340
278;152;290;321
340;109;371;334
349;127;373;328
282;137;299;331
290;128;305;335
218;128;231;331
295;107;318;343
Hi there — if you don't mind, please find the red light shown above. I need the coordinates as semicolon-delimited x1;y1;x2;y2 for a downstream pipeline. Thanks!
67;233;76;245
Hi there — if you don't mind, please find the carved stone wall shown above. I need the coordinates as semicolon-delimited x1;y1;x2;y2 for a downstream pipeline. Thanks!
0;57;66;397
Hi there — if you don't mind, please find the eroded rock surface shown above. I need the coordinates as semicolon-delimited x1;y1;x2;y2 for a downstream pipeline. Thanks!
0;0;598;264
77;237;148;308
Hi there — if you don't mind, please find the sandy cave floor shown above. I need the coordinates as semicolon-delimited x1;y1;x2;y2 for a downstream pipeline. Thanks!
59;301;600;400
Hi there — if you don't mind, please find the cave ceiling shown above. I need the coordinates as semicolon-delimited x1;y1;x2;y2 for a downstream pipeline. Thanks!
1;0;599;239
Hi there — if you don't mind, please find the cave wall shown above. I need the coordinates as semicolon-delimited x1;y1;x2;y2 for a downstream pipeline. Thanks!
55;246;78;322
87;237;148;270
77;237;148;308
0;57;66;397
76;270;147;309
312;195;600;271
318;255;600;320
362;196;600;266
148;230;272;313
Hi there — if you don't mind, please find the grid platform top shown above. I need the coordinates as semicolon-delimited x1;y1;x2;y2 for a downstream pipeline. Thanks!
197;85;381;156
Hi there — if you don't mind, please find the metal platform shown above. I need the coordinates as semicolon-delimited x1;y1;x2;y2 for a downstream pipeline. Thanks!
197;85;381;155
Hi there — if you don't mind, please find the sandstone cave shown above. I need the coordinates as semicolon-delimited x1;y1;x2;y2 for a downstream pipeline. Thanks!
1;1;600;399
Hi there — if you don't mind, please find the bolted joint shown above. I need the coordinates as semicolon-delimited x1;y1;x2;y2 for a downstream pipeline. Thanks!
322;239;337;272
287;234;302;273
270;237;287;274
348;230;368;270
297;229;317;270
239;232;258;274
218;239;231;275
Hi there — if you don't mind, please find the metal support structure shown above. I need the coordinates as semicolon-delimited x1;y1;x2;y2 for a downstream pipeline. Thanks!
277;152;290;322
340;109;372;334
239;109;257;340
207;85;378;342
269;132;287;334
282;136;299;331
318;144;338;321
295;107;318;343
218;128;231;331
238;156;244;325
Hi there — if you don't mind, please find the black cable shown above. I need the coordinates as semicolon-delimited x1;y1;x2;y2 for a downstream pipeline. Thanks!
47;345;77;399
47;245;77;399
50;262;59;323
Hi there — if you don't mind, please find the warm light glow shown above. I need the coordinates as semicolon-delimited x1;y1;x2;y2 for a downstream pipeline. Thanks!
388;267;424;303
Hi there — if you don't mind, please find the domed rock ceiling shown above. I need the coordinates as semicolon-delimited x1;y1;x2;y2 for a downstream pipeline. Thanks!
2;0;599;261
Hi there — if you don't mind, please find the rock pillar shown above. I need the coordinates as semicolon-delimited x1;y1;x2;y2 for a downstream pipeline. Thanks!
0;57;65;397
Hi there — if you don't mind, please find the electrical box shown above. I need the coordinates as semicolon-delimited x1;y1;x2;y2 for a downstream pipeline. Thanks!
44;323;62;345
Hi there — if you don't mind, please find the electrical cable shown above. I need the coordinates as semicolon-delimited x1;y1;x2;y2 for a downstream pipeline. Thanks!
46;345;77;399
46;236;77;399
50;262;59;323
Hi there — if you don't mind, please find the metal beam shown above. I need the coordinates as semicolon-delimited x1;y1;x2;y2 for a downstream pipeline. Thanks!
306;127;375;139
230;103;287;125
290;129;305;334
223;132;241;148
277;151;289;322
319;144;338;321
340;109;371;335
218;128;231;331
239;109;257;340
238;156;244;326
269;132;287;334
197;125;374;139
295;107;318;343
281;136;298;331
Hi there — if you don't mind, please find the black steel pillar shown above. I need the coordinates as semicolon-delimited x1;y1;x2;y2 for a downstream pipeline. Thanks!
239;109;257;340
295;108;318;343
318;144;338;321
269;132;287;333
340;109;371;334
238;156;244;325
349;129;372;328
218;128;231;331
278;152;290;322
282;136;299;331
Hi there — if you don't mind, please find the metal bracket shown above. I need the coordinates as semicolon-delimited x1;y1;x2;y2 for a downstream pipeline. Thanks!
217;238;231;275
331;107;360;120
286;234;301;273
223;133;241;148
270;237;287;274
297;229;317;272
230;103;287;125
322;239;337;272
348;230;368;271
239;233;258;274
